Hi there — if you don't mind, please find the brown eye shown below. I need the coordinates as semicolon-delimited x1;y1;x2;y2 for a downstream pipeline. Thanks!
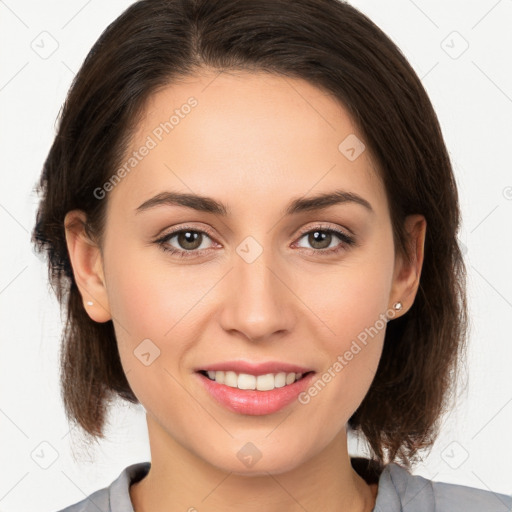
294;226;356;256
307;230;333;250
176;231;203;250
156;227;215;257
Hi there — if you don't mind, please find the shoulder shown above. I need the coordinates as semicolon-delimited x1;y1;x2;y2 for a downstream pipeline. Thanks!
55;462;150;512
374;462;512;512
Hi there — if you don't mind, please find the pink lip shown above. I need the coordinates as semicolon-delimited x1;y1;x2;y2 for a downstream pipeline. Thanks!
196;370;316;415
196;360;313;376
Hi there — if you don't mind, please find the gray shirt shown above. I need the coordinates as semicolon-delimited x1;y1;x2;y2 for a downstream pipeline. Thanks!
56;459;512;511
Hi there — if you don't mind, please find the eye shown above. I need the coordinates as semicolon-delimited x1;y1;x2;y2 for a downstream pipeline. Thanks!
294;225;356;255
154;226;216;258
154;223;356;259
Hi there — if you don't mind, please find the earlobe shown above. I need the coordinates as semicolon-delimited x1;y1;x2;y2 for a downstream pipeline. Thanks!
389;214;426;316
64;210;112;323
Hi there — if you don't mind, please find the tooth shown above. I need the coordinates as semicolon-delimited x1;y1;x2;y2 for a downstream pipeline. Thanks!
256;373;275;391
285;372;296;385
224;371;238;388
274;372;286;388
208;369;307;389
238;373;256;390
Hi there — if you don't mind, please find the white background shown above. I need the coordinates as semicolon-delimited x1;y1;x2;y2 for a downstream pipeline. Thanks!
1;0;511;510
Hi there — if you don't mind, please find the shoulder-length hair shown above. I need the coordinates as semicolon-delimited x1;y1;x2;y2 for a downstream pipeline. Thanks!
32;0;467;469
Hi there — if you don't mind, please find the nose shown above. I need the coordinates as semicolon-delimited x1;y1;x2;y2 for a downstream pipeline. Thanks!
218;247;296;343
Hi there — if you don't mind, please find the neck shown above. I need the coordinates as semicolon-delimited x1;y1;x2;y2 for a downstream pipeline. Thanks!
130;415;377;512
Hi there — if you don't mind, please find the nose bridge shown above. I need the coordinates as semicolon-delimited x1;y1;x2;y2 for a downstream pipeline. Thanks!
220;238;294;340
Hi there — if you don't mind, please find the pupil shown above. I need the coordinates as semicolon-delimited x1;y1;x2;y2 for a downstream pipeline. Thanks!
310;230;331;249
179;231;201;250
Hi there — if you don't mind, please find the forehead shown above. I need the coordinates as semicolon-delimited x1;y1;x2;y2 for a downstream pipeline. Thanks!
107;70;386;219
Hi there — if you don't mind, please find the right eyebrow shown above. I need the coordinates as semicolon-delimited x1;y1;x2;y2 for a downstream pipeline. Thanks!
135;191;229;216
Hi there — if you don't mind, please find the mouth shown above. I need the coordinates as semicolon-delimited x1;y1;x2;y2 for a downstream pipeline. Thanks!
197;369;314;391
195;363;317;415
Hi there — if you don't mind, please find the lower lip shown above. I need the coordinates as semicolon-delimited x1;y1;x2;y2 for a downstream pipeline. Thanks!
196;372;316;415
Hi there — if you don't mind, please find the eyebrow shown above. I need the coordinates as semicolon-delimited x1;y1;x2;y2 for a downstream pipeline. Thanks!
135;189;373;216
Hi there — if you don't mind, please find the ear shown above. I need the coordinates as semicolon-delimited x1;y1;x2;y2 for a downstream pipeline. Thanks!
389;214;426;316
64;210;111;323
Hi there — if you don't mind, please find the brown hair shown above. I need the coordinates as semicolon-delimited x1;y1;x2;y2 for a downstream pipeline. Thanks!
31;0;467;469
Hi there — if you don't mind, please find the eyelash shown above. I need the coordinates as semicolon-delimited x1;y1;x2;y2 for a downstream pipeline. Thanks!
154;224;356;259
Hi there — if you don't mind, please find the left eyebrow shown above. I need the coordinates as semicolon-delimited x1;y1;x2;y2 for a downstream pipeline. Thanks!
284;189;374;215
134;188;374;216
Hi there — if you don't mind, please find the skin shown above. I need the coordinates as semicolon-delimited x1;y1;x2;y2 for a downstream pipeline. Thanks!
64;70;426;512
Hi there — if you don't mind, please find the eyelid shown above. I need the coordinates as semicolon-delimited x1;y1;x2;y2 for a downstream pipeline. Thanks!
294;222;354;239
154;221;356;257
292;223;356;251
155;223;218;244
157;221;353;241
155;223;219;249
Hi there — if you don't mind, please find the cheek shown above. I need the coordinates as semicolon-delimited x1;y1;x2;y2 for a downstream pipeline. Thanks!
102;237;229;413
104;236;203;343
312;276;388;383
101;242;194;396
305;253;393;349
295;242;394;414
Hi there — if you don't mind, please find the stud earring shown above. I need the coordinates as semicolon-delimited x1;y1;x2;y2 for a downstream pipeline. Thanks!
86;301;94;306
393;301;403;311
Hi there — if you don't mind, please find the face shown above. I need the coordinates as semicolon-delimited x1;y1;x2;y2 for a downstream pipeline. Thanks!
69;70;423;475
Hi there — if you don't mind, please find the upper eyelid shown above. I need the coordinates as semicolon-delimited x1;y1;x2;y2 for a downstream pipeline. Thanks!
296;223;351;237
158;224;217;243
158;223;353;246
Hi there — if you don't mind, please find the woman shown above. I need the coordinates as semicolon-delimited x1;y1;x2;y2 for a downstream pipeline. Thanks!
31;0;512;510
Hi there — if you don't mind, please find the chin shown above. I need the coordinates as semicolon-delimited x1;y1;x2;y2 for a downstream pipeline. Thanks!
201;439;311;476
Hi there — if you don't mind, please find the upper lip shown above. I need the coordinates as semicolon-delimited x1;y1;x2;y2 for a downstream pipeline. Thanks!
196;360;314;376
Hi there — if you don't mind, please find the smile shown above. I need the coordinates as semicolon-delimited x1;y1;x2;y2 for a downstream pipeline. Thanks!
198;370;310;391
196;368;316;415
